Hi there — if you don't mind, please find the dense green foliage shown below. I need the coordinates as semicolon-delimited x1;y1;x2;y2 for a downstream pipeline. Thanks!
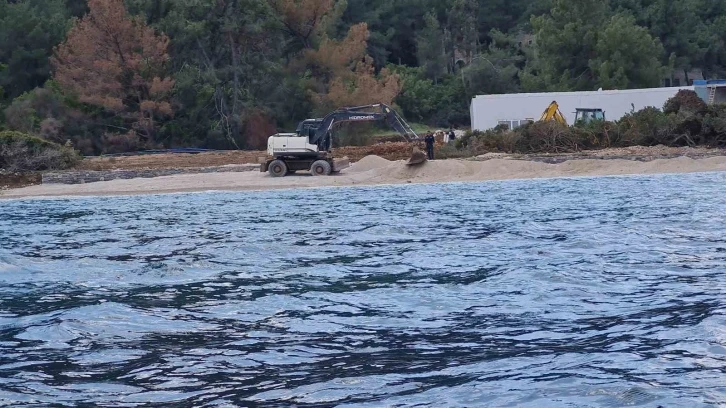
0;130;80;172
2;0;726;154
454;91;726;155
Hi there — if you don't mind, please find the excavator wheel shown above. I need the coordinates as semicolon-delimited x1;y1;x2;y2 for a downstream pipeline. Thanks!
269;159;288;177
310;160;332;176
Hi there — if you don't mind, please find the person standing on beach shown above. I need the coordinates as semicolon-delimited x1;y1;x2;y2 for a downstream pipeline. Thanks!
425;132;435;160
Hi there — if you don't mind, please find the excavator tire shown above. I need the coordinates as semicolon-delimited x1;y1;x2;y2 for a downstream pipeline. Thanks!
269;159;288;177
310;160;332;176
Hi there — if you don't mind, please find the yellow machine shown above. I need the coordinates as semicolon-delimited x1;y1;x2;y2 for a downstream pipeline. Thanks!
539;101;568;125
539;101;606;126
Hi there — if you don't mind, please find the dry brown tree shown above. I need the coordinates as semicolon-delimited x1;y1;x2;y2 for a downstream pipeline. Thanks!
52;0;174;146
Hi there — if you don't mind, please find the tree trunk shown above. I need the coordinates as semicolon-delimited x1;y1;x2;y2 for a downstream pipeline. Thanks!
228;32;241;149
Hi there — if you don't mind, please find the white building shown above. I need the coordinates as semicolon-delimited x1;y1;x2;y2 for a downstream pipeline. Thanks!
470;87;694;131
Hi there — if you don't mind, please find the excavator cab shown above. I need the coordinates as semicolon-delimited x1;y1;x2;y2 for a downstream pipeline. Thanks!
574;108;605;125
296;119;322;139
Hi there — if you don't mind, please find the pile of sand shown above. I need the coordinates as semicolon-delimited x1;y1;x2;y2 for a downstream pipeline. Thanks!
348;155;392;172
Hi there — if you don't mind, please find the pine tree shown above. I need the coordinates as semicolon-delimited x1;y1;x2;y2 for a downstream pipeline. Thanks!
52;0;173;144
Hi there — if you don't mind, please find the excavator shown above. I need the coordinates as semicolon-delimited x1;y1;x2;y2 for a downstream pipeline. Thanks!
540;101;568;125
540;101;606;125
261;103;422;177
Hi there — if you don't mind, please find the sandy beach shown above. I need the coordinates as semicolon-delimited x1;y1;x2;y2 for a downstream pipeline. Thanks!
2;153;726;199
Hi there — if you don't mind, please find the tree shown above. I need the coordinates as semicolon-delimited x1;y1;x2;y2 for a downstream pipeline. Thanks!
317;56;401;108
589;14;665;89
338;0;428;67
447;0;479;62
643;0;705;81
158;0;286;149
390;65;469;126
524;0;664;91
525;0;609;91
302;23;401;112
417;12;447;82
0;0;71;102
303;23;369;83
52;0;174;146
700;15;726;79
269;0;335;49
0;63;5;102
462;30;523;96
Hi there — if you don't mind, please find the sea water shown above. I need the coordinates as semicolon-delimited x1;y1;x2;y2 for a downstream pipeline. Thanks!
0;173;725;407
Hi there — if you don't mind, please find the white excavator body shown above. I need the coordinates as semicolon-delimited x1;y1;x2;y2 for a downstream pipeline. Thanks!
266;133;319;157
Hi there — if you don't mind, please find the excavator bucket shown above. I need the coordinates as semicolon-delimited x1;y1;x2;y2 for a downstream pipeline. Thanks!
406;146;427;166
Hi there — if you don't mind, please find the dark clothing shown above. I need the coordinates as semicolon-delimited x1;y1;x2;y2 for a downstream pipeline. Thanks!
424;135;435;160
449;130;456;140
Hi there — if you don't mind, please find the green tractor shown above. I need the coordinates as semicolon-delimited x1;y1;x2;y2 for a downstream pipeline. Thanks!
574;108;606;125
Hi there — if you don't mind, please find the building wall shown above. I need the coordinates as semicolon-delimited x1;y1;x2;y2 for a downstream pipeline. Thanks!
692;80;726;104
470;87;694;131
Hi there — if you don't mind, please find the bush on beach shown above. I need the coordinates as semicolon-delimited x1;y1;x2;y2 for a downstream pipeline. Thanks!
0;130;80;173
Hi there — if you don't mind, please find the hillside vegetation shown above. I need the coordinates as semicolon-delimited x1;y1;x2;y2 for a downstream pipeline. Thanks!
2;0;726;154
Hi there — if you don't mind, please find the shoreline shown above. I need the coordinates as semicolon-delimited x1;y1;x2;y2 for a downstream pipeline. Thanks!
1;170;724;202
2;154;725;200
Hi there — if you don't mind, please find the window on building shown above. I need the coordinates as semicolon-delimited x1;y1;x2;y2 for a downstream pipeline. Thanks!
674;78;681;87
664;78;671;87
497;119;534;130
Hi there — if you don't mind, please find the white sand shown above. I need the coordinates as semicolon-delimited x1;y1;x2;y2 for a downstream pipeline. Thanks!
348;155;392;173
2;155;726;199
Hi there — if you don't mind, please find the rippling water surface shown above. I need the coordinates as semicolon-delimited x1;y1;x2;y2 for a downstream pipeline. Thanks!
1;173;725;407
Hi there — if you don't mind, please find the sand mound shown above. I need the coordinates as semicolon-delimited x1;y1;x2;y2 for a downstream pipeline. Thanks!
349;155;392;172
379;160;475;181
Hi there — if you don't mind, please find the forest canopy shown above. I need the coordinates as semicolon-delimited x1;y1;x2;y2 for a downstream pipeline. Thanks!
1;0;724;153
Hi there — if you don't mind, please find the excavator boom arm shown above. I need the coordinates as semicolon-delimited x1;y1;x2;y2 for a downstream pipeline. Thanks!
540;101;568;125
308;104;419;146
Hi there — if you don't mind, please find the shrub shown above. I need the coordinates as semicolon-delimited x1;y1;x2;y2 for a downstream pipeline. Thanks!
4;86;100;154
0;131;79;172
572;120;622;148
663;89;707;115
514;121;581;153
701;104;726;147
617;107;673;145
436;143;474;159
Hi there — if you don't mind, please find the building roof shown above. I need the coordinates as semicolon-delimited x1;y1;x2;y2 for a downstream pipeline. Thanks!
472;86;694;100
